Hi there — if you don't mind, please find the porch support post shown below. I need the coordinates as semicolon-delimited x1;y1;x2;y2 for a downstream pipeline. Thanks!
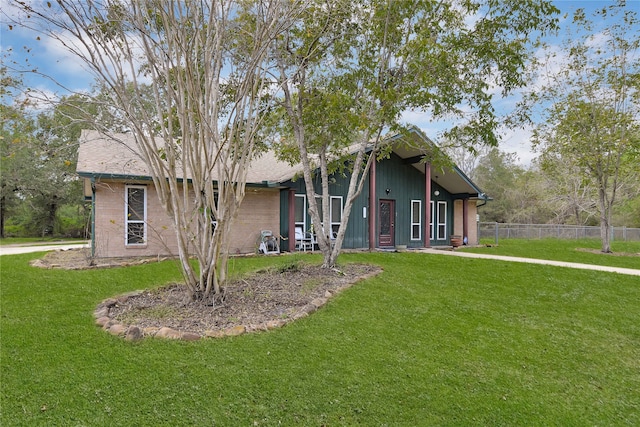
368;156;376;250
463;197;469;245
288;189;296;252
425;162;431;248
91;177;96;258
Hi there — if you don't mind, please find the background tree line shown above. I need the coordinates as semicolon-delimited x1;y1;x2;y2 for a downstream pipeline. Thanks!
447;145;640;228
3;72;637;241
449;0;640;248
1;70;82;238
0;70;129;239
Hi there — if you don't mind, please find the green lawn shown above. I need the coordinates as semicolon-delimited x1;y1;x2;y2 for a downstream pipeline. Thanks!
1;250;639;425
464;238;640;270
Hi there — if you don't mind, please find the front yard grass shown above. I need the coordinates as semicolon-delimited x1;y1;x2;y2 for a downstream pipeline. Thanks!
1;250;639;425
464;238;640;270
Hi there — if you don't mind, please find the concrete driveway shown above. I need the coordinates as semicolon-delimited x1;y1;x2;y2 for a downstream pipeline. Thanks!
0;242;89;256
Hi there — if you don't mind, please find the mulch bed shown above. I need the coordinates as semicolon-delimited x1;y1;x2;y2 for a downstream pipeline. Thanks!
32;249;383;339
106;263;381;337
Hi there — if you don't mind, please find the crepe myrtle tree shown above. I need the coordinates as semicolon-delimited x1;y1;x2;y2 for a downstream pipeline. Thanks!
526;0;640;253
6;0;297;302
270;0;559;268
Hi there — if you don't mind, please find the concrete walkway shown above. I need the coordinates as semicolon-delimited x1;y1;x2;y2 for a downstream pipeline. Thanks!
420;248;640;277
0;242;89;256
2;242;638;277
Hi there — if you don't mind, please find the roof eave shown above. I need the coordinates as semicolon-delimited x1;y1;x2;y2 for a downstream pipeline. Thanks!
78;172;279;188
77;171;155;182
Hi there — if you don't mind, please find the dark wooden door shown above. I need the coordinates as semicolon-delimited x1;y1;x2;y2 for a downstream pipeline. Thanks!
379;199;395;247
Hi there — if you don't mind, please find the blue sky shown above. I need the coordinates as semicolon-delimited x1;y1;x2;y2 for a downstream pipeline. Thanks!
0;0;631;165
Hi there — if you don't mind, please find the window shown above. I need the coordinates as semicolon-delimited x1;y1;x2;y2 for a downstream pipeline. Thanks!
437;201;447;240
295;194;307;232
315;196;323;229
205;207;217;235
201;192;219;235
330;196;343;236
301;194;342;238
430;201;434;241
411;200;421;240
126;185;146;245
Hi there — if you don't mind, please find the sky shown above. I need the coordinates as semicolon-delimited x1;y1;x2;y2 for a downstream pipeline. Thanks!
0;0;634;166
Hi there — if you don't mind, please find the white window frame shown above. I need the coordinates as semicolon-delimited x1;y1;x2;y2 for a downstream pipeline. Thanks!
437;201;447;241
125;185;147;246
294;194;307;232
203;197;218;235
311;195;342;236
329;196;343;236
430;201;434;241
313;195;323;230
411;200;421;241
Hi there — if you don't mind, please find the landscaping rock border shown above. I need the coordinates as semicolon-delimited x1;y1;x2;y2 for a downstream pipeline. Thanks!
94;268;382;342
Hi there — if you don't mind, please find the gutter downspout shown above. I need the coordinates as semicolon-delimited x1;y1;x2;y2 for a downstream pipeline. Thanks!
463;198;468;244
475;195;488;246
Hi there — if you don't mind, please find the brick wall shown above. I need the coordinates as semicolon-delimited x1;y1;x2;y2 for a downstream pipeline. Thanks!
93;181;178;258
452;199;478;245
92;180;280;258
226;188;281;254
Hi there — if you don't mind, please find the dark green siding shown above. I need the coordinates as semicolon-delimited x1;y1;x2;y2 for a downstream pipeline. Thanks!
376;153;423;247
279;153;455;250
280;172;370;250
279;189;290;243
330;173;370;249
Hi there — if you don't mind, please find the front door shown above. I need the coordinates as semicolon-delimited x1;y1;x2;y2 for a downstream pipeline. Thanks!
379;199;395;247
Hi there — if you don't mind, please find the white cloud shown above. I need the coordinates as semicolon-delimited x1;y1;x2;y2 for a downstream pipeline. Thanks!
40;32;91;75
498;125;537;166
531;43;568;90
400;109;537;167
584;30;610;50
3;1;155;97
15;85;59;112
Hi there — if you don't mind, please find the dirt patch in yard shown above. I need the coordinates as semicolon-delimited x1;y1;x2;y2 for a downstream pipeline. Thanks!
33;249;382;339
31;247;168;270
575;247;640;256
107;263;380;337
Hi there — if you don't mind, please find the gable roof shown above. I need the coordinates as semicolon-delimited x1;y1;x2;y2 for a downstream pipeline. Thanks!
76;129;301;185
387;126;487;198
76;127;486;198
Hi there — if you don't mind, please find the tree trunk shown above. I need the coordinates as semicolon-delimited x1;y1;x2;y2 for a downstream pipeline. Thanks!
0;196;5;239
598;187;612;253
320;134;377;269
15;0;290;304
47;198;58;236
600;220;611;253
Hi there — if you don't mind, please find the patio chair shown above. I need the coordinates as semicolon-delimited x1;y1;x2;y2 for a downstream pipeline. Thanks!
258;230;280;254
295;227;313;252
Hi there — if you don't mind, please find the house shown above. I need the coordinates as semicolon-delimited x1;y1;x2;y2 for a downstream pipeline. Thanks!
76;127;487;258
